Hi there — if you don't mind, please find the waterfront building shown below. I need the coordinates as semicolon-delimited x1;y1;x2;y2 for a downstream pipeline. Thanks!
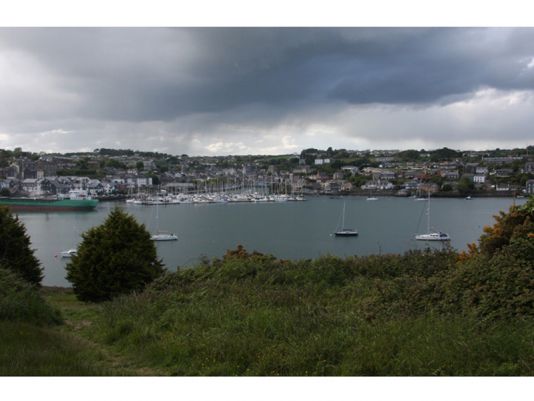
473;175;486;184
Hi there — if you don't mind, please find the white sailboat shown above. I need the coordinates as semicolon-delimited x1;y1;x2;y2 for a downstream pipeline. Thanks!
415;192;450;241
151;232;178;241
150;201;178;241
366;187;378;201
59;249;77;258
334;201;358;237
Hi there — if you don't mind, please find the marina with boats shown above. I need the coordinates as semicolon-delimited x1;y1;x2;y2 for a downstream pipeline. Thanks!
125;186;306;205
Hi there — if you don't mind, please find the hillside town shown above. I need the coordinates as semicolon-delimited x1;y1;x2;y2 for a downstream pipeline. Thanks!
1;146;533;199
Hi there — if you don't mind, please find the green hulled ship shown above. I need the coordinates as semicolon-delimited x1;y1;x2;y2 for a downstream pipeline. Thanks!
0;197;99;212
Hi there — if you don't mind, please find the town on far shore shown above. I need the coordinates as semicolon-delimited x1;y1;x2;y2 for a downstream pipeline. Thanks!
1;146;533;200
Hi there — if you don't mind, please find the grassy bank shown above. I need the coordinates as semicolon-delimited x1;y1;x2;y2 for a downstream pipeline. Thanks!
2;244;533;376
2;246;533;375
0;269;103;375
0;271;158;375
83;247;533;376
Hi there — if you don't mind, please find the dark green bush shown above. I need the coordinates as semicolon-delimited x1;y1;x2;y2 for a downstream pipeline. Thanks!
473;196;534;257
66;207;165;302
0;206;43;285
443;237;534;319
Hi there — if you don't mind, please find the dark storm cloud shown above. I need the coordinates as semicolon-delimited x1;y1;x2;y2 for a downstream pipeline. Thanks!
1;27;534;154
2;27;534;122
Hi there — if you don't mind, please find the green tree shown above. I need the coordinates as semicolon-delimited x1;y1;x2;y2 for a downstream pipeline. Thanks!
457;176;474;196
429;147;461;161
0;207;43;285
136;161;144;171
0;188;10;196
396;149;420;162
478;197;534;257
66;208;165;302
459;196;534;260
75;158;89;170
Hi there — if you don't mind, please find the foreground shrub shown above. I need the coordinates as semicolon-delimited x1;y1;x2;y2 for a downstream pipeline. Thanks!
463;196;534;258
0;206;43;285
66;208;165;302
443;237;534;320
0;267;61;325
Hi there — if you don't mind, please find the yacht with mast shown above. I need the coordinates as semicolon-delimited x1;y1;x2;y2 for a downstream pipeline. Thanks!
150;200;178;241
415;192;450;241
334;201;358;237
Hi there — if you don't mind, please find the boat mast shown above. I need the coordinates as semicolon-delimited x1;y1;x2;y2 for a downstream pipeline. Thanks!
342;201;346;229
155;199;160;233
426;191;430;233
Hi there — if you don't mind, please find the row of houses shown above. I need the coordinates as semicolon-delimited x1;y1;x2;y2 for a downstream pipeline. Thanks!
0;175;154;197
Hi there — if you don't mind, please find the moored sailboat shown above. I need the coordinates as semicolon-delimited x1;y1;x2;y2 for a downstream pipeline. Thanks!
415;192;450;241
334;201;358;237
150;201;178;241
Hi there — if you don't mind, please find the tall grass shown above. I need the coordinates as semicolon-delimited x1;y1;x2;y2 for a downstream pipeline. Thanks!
0;268;62;325
0;269;108;375
0;321;109;375
93;248;534;375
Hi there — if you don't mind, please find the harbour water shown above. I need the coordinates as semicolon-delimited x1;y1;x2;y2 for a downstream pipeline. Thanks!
17;196;526;286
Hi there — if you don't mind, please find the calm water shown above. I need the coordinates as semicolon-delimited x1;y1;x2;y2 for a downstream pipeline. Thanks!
18;196;525;286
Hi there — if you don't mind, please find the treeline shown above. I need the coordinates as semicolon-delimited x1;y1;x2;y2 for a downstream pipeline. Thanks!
93;148;172;159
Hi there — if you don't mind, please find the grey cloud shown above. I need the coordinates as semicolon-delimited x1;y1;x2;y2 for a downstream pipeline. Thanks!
3;28;534;120
1;28;534;154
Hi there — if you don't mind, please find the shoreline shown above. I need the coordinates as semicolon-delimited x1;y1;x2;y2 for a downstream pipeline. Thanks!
308;191;526;198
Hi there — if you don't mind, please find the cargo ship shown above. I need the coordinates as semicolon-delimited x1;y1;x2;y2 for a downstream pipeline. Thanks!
0;195;98;212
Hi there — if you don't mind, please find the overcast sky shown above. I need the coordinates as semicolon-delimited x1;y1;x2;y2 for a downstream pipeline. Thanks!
0;28;533;155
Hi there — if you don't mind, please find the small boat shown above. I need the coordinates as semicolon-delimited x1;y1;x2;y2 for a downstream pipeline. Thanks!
335;228;359;237
334;201;358;237
151;232;178;241
415;192;450;242
465;196;472;200
415;232;451;241
366;189;378;201
60;249;77;258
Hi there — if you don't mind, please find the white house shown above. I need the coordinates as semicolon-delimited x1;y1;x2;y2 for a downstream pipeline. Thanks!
136;177;153;187
473;175;486;184
341;166;359;175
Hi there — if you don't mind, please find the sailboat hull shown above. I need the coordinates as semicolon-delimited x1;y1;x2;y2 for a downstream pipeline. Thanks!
415;233;450;241
334;201;358;237
151;234;178;241
335;230;358;236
